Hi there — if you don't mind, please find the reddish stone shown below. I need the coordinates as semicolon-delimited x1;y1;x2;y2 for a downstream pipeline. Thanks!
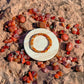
21;57;25;64
76;31;80;35
59;17;65;22
52;62;57;66
26;77;31;83
0;49;5;52
61;34;69;41
12;17;16;20
77;28;79;31
66;51;70;55
66;42;73;51
46;22;50;27
28;72;33;81
71;57;77;62
59;30;65;34
4;39;13;43
56;55;62;60
66;24;70;29
53;65;59;70
17;14;22;19
17;55;21;59
60;23;65;27
42;18;47;23
45;13;50;19
54;73;59;79
19;16;26;23
75;40;81;44
51;16;55;20
34;15;39;21
65;63;71;68
28;8;34;14
38;15;43;21
15;51;20;55
14;30;18;34
71;28;77;34
8;26;17;33
26;61;31;65
32;71;36;77
8;21;12;27
58;38;63;43
22;75;28;82
57;71;63;76
37;62;43;66
14;58;20;63
32;72;38;79
8;20;15;27
3;46;9;49
34;17;39;21
62;57;67;61
39;22;46;28
11;20;15;26
40;64;46;68
7;55;14;62
11;37;17;42
74;24;79;28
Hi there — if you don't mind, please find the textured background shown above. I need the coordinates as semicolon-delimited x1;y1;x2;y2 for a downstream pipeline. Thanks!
0;0;84;84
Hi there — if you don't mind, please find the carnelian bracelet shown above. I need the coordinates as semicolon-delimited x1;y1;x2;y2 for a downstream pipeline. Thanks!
30;33;52;53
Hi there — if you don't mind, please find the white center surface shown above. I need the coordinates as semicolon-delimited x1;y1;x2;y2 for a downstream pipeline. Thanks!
24;28;59;61
33;35;48;51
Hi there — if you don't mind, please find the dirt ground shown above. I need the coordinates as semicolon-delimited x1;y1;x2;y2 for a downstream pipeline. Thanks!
0;0;84;84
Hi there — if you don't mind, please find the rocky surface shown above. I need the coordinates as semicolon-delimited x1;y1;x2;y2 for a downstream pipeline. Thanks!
0;0;84;84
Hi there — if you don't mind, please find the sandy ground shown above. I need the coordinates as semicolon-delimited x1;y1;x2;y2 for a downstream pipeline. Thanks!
0;0;84;84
